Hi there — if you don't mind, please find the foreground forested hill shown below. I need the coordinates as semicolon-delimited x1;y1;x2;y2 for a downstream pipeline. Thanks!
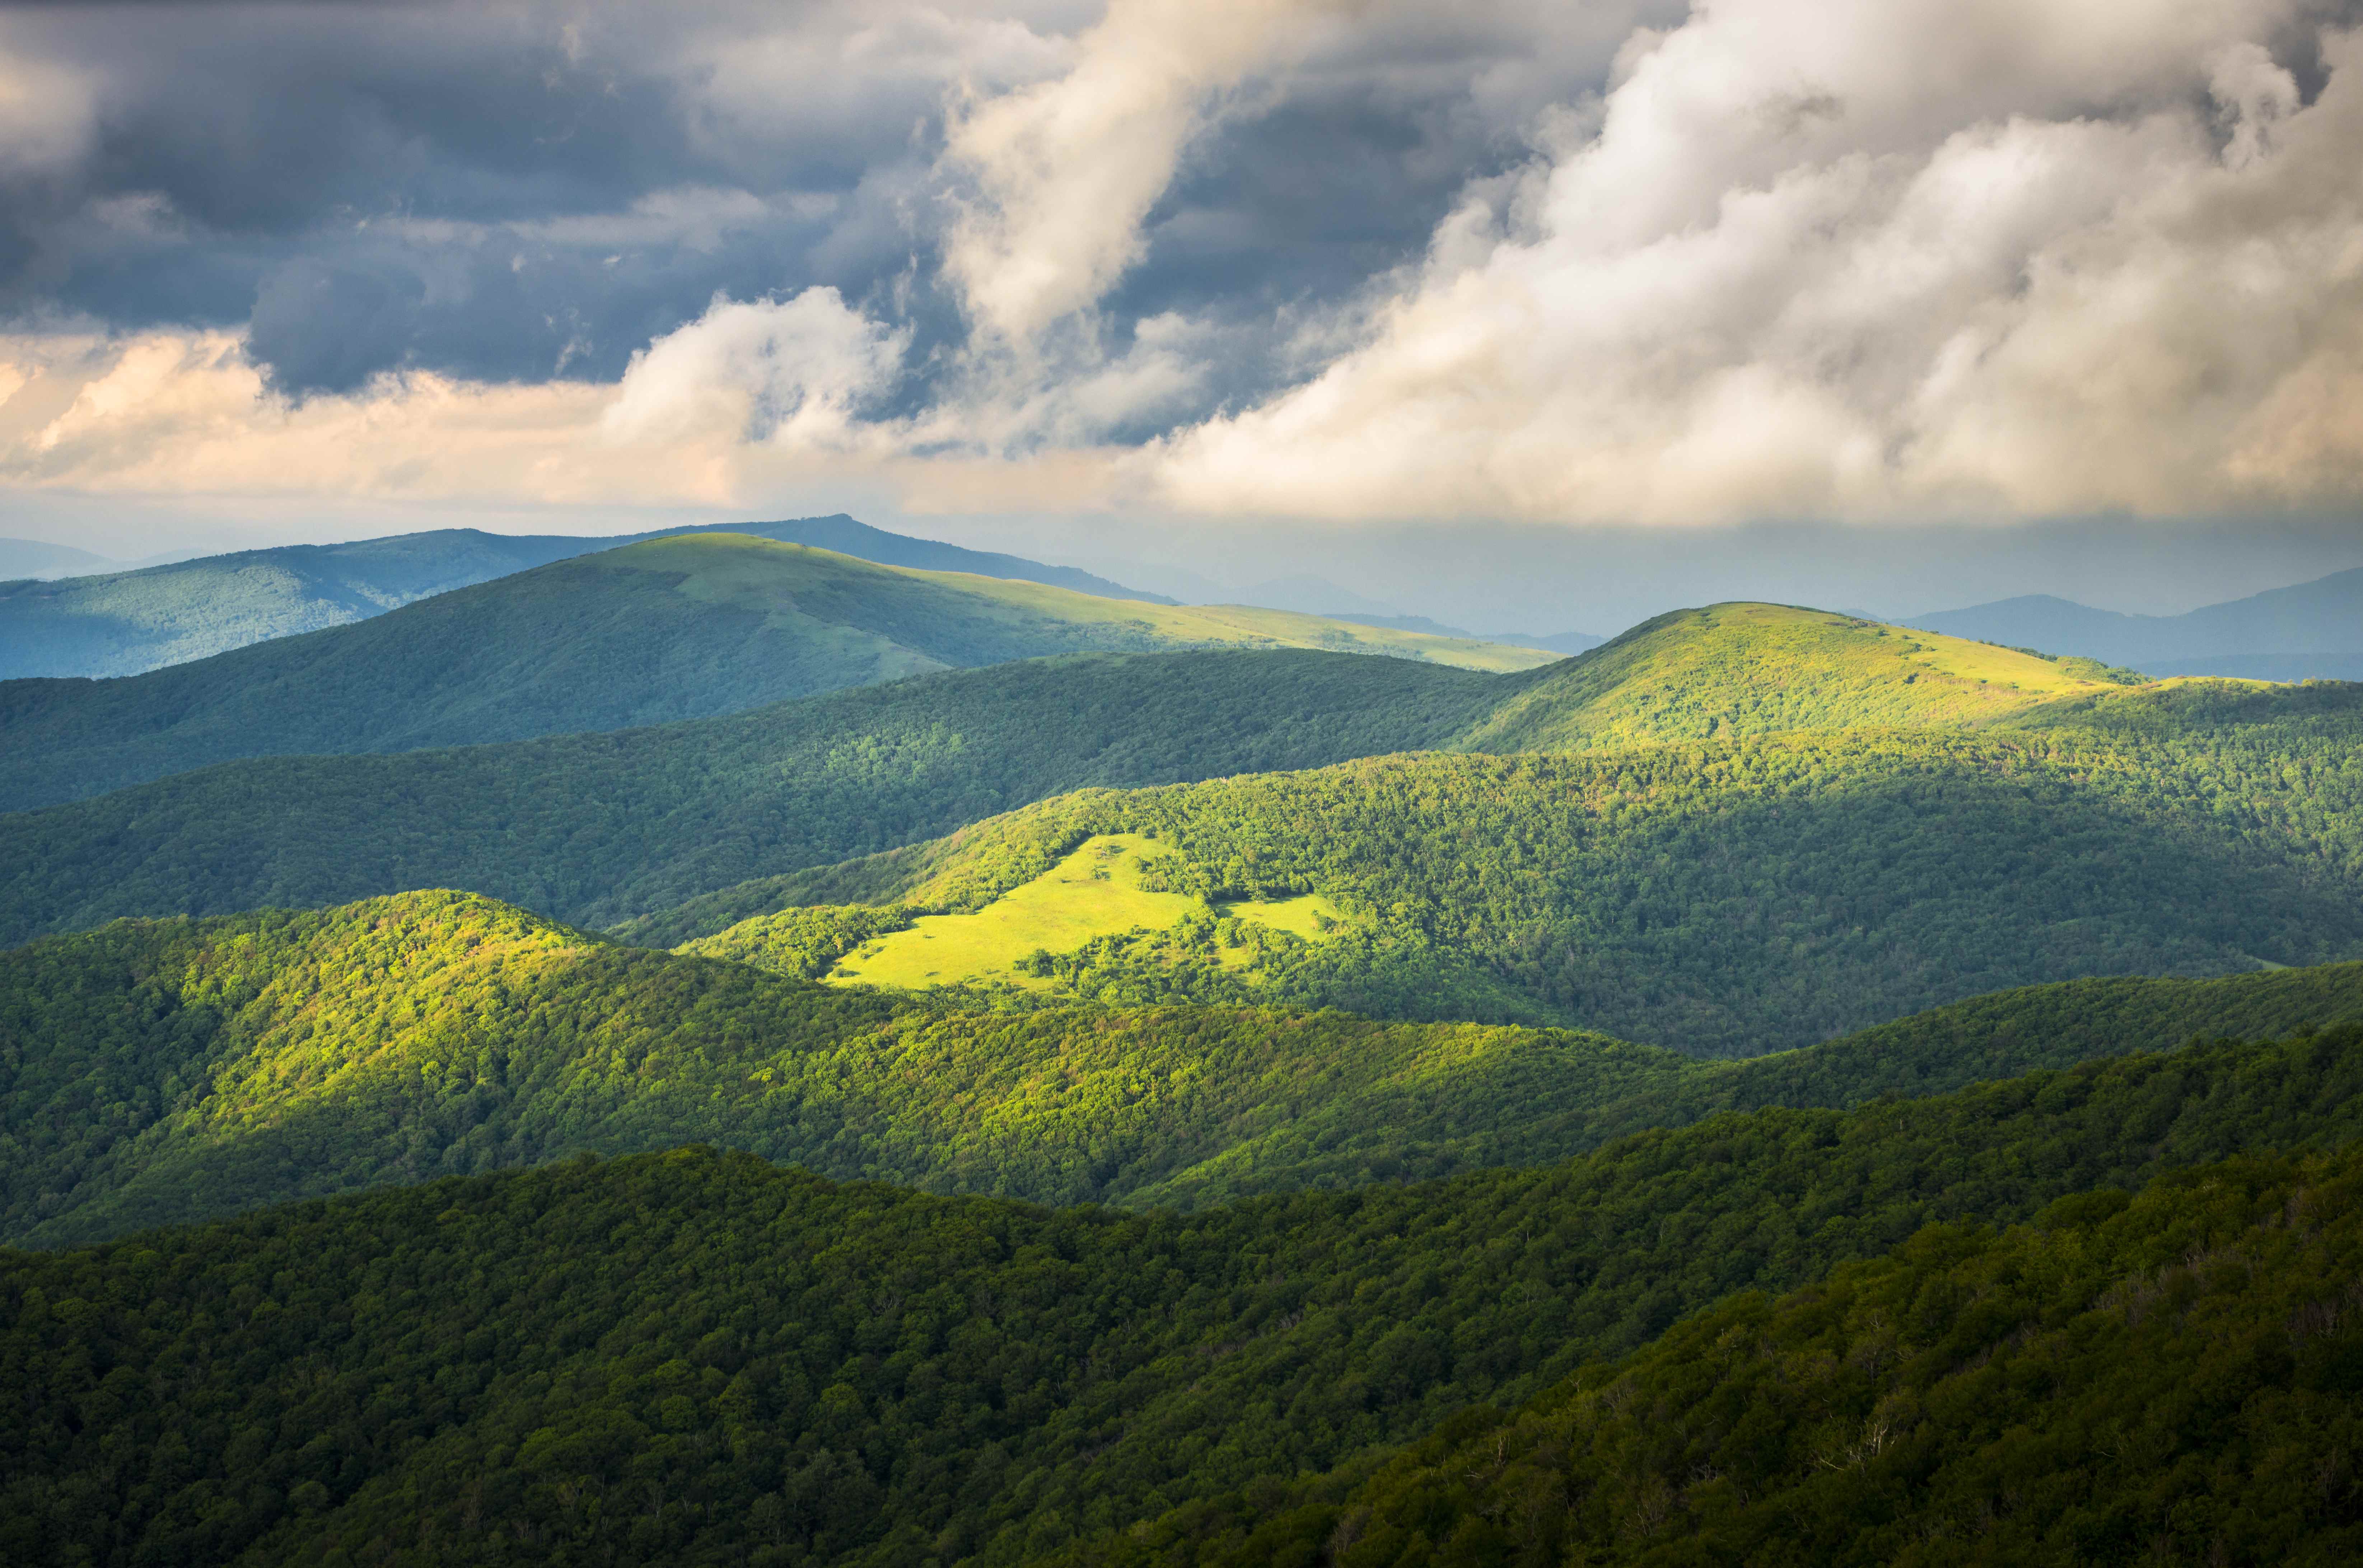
6;1025;2360;1566
1080;1144;2363;1567
9;886;2363;1248
0;535;1545;812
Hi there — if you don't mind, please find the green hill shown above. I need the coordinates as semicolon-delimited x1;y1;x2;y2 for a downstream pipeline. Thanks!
0;650;1504;944
0;534;1549;811
6;1024;2361;1566
10;885;2363;1249
674;681;2363;1050
1455;600;2144;754
0;512;1169;683
1;619;2356;1047
1077;1142;2363;1567
0;606;2261;937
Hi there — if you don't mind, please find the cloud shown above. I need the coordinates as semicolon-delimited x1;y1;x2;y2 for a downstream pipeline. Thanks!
603;288;910;447
940;0;1345;348
0;0;2358;536
1150;0;2363;523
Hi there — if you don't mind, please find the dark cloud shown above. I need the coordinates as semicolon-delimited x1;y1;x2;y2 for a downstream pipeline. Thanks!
0;0;1626;398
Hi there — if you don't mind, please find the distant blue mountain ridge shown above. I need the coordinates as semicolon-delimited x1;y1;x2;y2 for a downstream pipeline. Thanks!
1910;566;2363;682
0;514;1171;680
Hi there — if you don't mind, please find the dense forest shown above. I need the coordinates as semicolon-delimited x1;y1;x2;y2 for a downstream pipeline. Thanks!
1077;1145;2363;1566
0;602;2236;946
0;649;1500;944
681;691;2363;1051
8;588;2363;1563
13;887;2363;1247
6;1023;2361;1567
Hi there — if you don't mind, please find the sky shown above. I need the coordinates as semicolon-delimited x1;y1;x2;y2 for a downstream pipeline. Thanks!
0;0;2359;630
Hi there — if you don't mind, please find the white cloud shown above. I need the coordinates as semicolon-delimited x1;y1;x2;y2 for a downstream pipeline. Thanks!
1151;0;2363;523
603;288;910;448
940;0;1343;349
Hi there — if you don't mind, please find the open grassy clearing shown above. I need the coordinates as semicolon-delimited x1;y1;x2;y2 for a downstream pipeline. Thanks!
823;834;1341;990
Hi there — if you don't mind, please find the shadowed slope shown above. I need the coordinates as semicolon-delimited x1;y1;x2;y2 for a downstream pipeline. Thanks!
0;535;1551;811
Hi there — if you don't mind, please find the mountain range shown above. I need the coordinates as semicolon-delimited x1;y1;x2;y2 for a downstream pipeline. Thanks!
1914;563;2363;680
7;530;2363;1565
0;533;1548;811
0;514;1167;681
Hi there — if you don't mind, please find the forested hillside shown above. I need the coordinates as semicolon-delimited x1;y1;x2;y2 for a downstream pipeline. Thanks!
6;1025;2361;1566
10;887;2363;1247
0;650;1499;944
3;620;2356;1050
685;683;2363;1051
0;607;2306;942
1078;1144;2363;1567
0;535;1545;811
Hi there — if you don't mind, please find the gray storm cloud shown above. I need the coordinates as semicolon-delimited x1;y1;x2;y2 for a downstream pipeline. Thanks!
0;0;2355;528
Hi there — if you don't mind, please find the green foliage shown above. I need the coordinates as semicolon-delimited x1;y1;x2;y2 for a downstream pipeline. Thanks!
1076;1145;2363;1567
0;649;1499;944
685;904;919;978
7;1025;2363;1566
1454;602;2122;755
795;704;2363;1051
0;535;1549;812
13;890;2363;1247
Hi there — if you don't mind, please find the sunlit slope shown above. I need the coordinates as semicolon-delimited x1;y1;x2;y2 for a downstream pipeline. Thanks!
684;833;1342;993
10;886;2363;1247
0;649;1500;944
713;690;2363;1051
0;533;1552;811
11;1027;2363;1566
1454;601;2146;753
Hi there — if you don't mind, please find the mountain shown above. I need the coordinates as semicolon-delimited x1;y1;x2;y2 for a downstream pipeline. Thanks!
6;1023;2359;1565
1327;613;1607;655
0;535;1551;811
0;537;115;580
3;607;2358;1049
1913;564;2363;680
1486;627;1607;654
0;649;1505;943
10;881;2362;1249
0;513;1167;680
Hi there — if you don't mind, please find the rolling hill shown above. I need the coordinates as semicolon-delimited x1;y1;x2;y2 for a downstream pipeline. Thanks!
0;534;1550;811
2;607;2358;1049
0;536;117;580
0;512;1166;681
9;882;2363;1250
0;649;1507;944
6;1023;2360;1566
673;706;2363;1052
1913;564;2363;681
